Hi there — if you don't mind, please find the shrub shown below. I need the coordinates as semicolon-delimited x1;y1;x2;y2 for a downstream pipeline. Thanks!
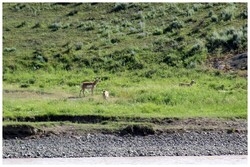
66;10;78;16
4;47;16;52
186;9;194;16
192;4;201;11
111;38;120;44
20;83;30;88
182;40;207;67
48;22;62;31
152;28;163;35
62;23;71;29
206;27;247;53
208;10;214;17
103;48;144;72
137;32;148;39
220;6;235;21
204;3;214;9
128;27;140;34
164;19;184;33
16;21;26;28
32;22;41;29
77;21;95;31
187;42;205;57
75;42;83;50
134;11;144;20
111;3;128;12
162;53;181;67
239;10;247;19
211;15;218;22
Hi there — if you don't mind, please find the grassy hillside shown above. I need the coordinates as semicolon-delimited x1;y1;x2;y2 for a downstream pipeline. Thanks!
2;3;248;121
3;3;247;73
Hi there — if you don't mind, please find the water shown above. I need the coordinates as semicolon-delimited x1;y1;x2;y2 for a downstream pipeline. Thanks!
3;155;247;165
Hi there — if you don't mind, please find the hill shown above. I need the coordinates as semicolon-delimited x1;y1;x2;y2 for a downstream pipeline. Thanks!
3;3;247;76
2;3;248;158
2;3;247;128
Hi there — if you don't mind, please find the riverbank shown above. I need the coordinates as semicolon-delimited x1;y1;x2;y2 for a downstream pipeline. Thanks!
3;130;247;158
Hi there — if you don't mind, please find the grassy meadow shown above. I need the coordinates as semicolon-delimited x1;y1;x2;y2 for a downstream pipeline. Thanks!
3;67;247;120
2;3;247;126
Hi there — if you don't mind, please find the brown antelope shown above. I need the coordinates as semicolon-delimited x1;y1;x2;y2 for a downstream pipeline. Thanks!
79;79;100;97
102;90;109;100
179;80;196;87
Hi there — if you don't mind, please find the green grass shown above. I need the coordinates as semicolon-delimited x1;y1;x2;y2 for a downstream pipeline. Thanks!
2;3;247;122
3;3;247;72
3;68;247;120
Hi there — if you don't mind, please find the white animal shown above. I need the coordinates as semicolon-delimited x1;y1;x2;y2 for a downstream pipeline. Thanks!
102;90;109;100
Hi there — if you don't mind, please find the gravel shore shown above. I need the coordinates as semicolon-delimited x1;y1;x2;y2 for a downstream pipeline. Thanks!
3;131;247;158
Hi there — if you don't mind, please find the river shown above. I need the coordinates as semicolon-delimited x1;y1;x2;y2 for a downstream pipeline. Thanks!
3;155;247;165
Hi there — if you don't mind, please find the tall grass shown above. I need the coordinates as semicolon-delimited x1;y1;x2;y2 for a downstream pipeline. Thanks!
3;68;247;119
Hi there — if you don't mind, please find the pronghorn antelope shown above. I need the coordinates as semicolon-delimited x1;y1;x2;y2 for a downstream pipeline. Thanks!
79;79;100;97
179;80;196;86
102;90;109;100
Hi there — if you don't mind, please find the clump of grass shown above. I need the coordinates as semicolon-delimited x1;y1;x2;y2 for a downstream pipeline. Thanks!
238;10;247;19
211;15;219;22
206;26;247;53
110;3;128;13
48;22;62;31
4;47;16;52
32;22;42;29
220;5;236;21
75;42;83;50
152;28;163;35
164;18;184;33
186;8;194;16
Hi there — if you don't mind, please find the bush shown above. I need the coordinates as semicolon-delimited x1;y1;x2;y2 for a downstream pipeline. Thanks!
239;10;247;19
186;9;194;16
211;15;218;22
186;41;206;57
137;32;148;39
16;21;26;28
162;53;181;67
4;47;16;52
103;48;144;72
208;11;214;17
111;3;128;12
164;19;184;33
152;28;163;35
48;22;62;31
75;42;83;50
220;6;235;21
206;27;247;53
77;21;95;31
192;4;201;11
32;22;41;29
20;83;30;88
134;11;144;20
111;38;120;44
66;10;78;16
182;40;207;68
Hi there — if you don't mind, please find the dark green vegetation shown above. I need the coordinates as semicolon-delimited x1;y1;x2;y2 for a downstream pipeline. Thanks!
3;3;247;73
2;3;247;135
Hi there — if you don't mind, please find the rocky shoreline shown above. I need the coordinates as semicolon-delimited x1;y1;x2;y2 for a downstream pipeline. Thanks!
3;130;247;158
